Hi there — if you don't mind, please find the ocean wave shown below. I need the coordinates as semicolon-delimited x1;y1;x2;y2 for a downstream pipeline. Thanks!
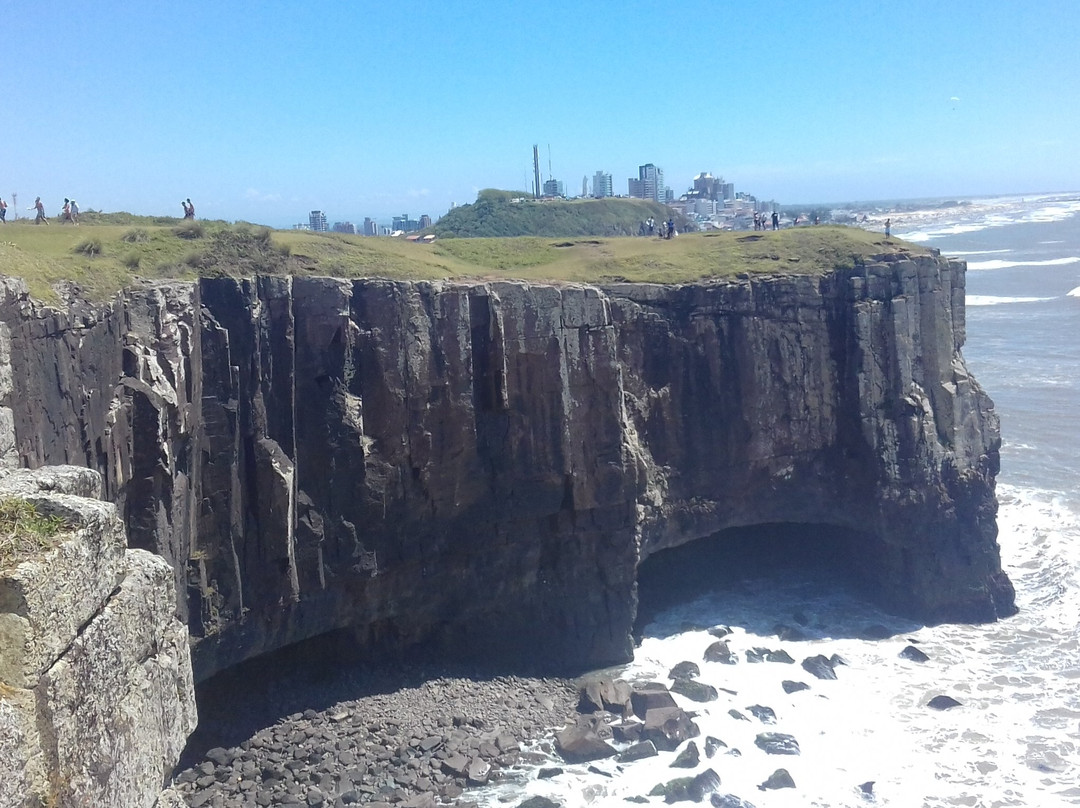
967;256;1080;270
1068;286;1080;298
967;295;1056;306
867;193;1080;243
947;248;1012;256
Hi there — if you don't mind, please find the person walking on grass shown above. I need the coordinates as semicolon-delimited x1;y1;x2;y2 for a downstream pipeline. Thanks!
31;197;48;224
0;197;7;223
69;199;79;225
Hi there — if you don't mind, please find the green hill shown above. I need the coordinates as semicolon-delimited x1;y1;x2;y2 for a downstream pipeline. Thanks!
433;190;680;238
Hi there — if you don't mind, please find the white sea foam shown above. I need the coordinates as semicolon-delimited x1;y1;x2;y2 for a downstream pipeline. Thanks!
947;249;1012;256
471;488;1080;808
865;194;1080;243
967;256;1080;270
967;295;1055;306
1068;286;1080;298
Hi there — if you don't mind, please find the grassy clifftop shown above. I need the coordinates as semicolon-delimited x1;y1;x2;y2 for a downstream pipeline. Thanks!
0;217;927;304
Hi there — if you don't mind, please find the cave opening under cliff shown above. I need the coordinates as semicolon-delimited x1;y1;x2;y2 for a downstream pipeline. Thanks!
634;522;885;641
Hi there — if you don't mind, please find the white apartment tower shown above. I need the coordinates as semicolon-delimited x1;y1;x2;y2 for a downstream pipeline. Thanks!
592;171;613;199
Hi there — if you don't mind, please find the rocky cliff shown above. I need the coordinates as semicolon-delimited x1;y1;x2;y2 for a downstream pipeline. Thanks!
0;253;1015;684
0;466;196;808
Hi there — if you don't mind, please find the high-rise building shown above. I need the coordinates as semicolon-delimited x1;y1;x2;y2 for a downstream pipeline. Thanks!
419;214;432;229
309;210;328;232
628;163;665;203
332;221;356;234
593;171;613;198
542;178;564;198
363;217;378;236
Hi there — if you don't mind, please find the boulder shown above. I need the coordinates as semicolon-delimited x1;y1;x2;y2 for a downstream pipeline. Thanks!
618;740;658;763
927;695;962;710
757;769;796;790
704;736;727;758
632;683;678;718
781;680;809;694
668;661;701;681
710;795;757;808
801;655;839;680
554;725;617;763
900;645;930;663
754;733;800;755
670;741;700;768
641;706;700;752
747;705;776;724
704;641;737;665
670;679;719;703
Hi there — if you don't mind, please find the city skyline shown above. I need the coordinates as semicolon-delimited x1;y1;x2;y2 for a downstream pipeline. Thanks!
4;2;1078;228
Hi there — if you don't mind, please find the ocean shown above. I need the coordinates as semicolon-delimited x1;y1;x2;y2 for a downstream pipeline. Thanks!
469;194;1080;808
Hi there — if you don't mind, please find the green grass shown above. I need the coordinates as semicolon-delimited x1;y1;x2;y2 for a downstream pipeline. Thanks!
0;499;70;570
0;218;929;303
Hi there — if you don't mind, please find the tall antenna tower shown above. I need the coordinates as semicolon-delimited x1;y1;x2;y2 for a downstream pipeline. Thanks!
532;145;541;199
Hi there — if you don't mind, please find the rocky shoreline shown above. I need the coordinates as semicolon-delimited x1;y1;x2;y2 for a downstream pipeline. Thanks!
167;664;580;808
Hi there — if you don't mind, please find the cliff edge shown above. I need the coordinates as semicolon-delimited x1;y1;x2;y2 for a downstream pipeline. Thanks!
0;252;1015;684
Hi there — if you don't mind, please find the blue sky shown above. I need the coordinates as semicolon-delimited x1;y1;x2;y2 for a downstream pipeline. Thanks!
3;1;1078;227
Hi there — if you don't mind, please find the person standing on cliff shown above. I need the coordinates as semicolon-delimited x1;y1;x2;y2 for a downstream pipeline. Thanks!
885;218;891;239
31;196;48;224
183;198;195;219
772;211;779;230
0;197;7;223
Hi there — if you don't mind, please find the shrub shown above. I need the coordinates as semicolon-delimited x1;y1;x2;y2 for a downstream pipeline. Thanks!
121;227;149;243
122;253;141;270
0;499;68;569
174;221;205;240
73;237;104;257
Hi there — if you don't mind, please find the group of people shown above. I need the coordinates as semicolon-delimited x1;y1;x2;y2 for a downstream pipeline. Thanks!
0;196;80;225
0;196;197;224
638;216;678;238
753;211;780;231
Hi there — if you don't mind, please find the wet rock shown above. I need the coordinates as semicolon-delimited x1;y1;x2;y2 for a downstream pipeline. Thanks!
704;736;727;757
670;741;700;768
728;709;748;721
858;780;875;796
773;624;807;641
900;645;930;663
927;695;962;710
670;679;719;703
537;767;564;779
859;624;893;640
801;655;839;680
465;757;491;785
711;794;757;808
641;706;700;752
708;626;733;639
619;740;658;762
612;721;643;744
704;641;738;664
781;680;809;694
632;683;679;718
518;798;561;808
747;705;776;724
764;649;795;664
578;677;633;716
669;661;701;681
554;725;617;763
648;768;721;803
757;768;796;790
754;732;800;755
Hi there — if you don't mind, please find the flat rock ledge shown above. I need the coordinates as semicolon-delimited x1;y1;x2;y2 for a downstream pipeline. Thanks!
169;672;579;807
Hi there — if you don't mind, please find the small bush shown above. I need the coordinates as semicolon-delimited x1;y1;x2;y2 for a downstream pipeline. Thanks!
121;228;149;243
122;253;141;270
73;238;104;257
174;221;205;240
0;499;69;569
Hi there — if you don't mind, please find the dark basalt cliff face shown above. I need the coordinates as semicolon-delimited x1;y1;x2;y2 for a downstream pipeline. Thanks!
0;254;1016;682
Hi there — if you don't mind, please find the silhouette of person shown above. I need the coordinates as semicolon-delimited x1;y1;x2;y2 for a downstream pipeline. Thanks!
885;218;891;239
0;198;6;223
